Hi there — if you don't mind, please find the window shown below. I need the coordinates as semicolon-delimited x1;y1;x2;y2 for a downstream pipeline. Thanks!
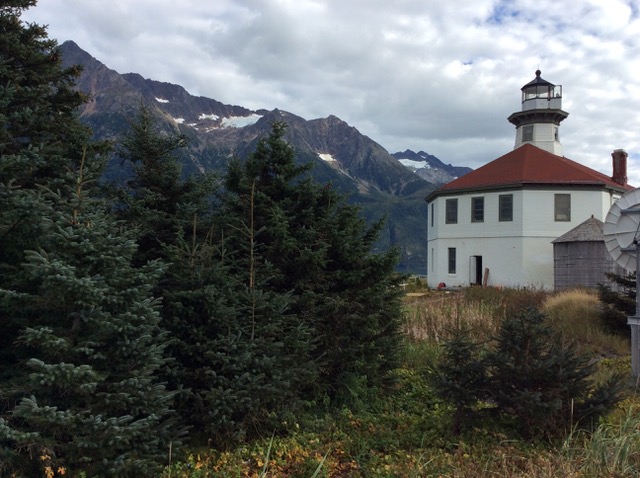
471;197;484;222
445;198;458;224
555;194;571;221
522;125;534;142
554;126;559;141
430;203;434;227
448;247;456;274
499;194;513;221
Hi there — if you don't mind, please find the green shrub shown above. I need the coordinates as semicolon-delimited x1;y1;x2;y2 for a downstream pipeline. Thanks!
437;308;624;439
435;328;489;434
490;307;623;437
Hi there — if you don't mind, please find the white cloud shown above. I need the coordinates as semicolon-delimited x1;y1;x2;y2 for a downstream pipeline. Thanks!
21;0;640;184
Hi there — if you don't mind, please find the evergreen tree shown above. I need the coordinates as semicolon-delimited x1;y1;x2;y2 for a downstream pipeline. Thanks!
435;328;489;435
0;1;110;379
114;105;214;265
164;221;316;441
115;111;315;440
0;5;181;474
220;122;405;404
0;0;104;263
489;308;623;438
0;155;182;477
436;308;623;439
598;271;636;335
0;0;102;378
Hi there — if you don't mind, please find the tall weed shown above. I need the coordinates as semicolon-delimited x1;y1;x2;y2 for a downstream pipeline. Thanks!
562;405;640;477
403;287;546;344
403;292;502;344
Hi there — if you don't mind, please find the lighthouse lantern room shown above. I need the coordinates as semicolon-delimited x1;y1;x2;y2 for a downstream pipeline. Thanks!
507;70;569;156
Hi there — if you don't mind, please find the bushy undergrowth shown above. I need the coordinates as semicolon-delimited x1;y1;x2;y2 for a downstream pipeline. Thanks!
163;287;638;477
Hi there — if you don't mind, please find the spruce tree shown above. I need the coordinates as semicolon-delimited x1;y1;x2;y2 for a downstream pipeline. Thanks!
489;307;623;437
435;328;489;435
0;0;97;378
0;4;181;475
436;308;623;439
0;153;182;477
0;0;103;262
220;122;405;404
202;178;316;441
114;110;316;440
114;105;214;265
598;271;636;334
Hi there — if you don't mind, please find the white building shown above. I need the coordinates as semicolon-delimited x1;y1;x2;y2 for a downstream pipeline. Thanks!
426;71;632;289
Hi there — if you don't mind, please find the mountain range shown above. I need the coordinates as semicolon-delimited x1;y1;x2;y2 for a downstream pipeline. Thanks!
392;150;472;184
59;40;471;275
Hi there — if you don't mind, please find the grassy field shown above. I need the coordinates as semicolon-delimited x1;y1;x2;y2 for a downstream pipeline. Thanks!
162;287;640;477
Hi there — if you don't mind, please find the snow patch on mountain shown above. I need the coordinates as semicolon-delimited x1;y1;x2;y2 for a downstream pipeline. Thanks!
392;149;472;185
318;153;336;162
155;97;169;103
397;158;432;170
220;114;262;128
199;113;219;121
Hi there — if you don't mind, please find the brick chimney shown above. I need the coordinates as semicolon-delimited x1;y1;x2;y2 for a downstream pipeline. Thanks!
612;149;628;186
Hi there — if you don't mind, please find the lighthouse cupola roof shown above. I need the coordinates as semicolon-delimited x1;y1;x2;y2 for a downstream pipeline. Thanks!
523;69;555;89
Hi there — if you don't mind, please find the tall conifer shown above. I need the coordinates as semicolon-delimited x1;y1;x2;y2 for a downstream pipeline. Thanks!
116;111;316;440
0;3;180;474
220;122;404;404
0;163;181;476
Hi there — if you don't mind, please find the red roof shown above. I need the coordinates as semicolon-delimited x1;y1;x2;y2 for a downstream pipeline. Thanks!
429;144;632;199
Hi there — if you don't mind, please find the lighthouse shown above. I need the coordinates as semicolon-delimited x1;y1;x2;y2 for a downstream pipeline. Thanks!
507;70;569;156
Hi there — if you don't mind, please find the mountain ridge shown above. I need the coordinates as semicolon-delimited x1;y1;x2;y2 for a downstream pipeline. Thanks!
392;149;473;184
58;40;470;274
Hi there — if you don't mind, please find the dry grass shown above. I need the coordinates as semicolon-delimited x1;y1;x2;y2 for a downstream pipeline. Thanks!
542;288;629;356
402;286;548;344
403;292;503;344
404;287;628;356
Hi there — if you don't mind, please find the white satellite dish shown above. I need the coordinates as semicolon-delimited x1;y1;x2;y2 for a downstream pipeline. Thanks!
604;188;640;272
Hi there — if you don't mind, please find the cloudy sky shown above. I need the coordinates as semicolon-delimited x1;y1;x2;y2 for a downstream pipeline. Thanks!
22;0;640;184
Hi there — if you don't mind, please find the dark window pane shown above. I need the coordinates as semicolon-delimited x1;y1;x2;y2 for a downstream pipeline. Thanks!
499;194;513;222
446;199;458;224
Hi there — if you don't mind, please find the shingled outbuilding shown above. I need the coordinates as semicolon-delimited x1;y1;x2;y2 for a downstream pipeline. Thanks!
552;216;627;290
